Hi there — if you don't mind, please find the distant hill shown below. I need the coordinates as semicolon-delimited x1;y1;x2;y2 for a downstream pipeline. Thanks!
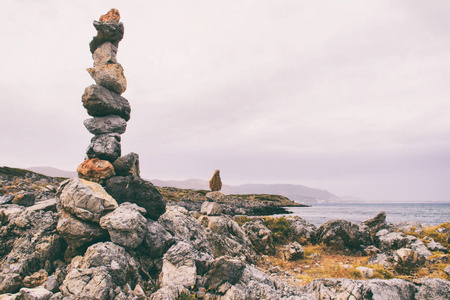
150;179;342;203
26;167;77;178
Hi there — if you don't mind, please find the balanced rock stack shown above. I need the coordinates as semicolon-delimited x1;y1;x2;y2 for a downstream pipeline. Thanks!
55;9;166;258
202;169;224;215
77;8;132;185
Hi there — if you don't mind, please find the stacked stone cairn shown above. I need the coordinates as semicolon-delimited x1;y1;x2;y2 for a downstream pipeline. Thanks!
56;9;166;259
200;169;224;216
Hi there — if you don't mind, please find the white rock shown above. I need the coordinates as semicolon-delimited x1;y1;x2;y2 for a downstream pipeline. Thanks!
200;201;222;216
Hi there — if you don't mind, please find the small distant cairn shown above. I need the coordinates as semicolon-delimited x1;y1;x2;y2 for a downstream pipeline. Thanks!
77;9;138;184
201;170;224;215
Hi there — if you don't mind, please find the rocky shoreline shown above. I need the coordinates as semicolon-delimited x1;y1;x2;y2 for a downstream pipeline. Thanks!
0;166;449;299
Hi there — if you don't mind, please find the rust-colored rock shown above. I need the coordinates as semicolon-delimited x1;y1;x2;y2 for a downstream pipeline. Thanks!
77;158;115;185
99;8;120;22
209;169;222;192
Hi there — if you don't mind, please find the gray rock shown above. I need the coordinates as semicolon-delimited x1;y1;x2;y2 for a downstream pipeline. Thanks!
84;115;127;135
93;42;118;66
105;175;166;220
11;192;35;207
368;252;395;268
18;286;53;300
113;153;140;177
0;194;14;205
205;191;225;202
408;236;432;258
149;284;189;300
142;219;175;258
48;293;64;300
57;208;107;250
89;21;124;54
281;242;304;261
393;248;426;268
205;257;246;292
43;275;59;293
356;266;375;278
199;215;255;262
87;63;127;95
159;206;212;255
416;278;450;300
286;217;317;243
86;133;121;162
316;219;362;251
57;178;118;223
24;199;56;214
60;242;141;300
427;238;448;253
363;245;381;256
394;221;422;233
242;219;275;255
376;230;408;251
200;201;222;216
99;202;147;249
362;211;387;234
445;265;450;276
304;278;417;300
161;242;213;288
82;84;131;121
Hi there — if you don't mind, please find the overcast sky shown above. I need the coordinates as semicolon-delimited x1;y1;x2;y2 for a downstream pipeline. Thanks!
2;1;450;202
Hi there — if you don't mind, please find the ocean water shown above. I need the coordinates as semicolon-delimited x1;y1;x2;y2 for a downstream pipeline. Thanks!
278;203;450;227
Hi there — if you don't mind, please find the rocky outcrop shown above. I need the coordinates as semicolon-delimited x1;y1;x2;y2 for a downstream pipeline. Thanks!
316;219;364;252
280;242;304;261
242;219;275;255
376;229;408;251
200;201;222;216
286;217;317;243
362;211;387;234
209;170;222;192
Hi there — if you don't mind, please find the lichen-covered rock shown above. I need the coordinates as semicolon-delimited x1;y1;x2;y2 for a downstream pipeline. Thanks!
84;115;127;135
427;238;448;253
362;211;387;234
393;248;426;269
142;219;175;258
149;284;189;300
77;158;115;185
18;286;53;300
209;170;222;192
113;153;140;177
316;219;362;251
57;178;118;223
415;278;450;300
200;201;222;216
87;63;127;95
86;133;121;162
99;202;147;249
159;206;212;255
376;230;408;251
242;219;275;255
105;175;166;221
356;266;375;278
205;257;246;292
161;242;213;288
23;269;48;288
199;215;255;262
286;217;317;243
281;242;304;261
60;242;141;300
82;84;131;121
205;191;225;202
57;208;107;250
11;192;35;207
93;42;118;67
408;236;432;258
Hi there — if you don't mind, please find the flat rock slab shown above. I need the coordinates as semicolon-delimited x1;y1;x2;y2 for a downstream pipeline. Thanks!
82;84;131;121
84;115;127;135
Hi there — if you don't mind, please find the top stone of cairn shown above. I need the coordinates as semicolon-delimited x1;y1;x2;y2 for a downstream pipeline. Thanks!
99;8;120;22
209;169;222;192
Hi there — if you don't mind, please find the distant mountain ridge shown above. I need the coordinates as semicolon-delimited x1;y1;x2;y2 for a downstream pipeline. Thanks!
150;179;342;204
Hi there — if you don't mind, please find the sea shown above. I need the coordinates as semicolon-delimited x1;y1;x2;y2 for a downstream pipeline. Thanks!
277;203;450;227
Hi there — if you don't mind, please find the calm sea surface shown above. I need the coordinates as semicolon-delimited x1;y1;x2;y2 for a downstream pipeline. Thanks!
277;203;450;226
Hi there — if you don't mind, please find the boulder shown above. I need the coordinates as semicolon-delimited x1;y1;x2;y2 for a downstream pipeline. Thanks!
93;42;118;66
57;178;118;223
394;221;422;233
86;133;121;162
209;170;222;192
205;191;225;202
394;248;426;269
281;242;304;261
89;21;124;54
161;242;213;288
200;201;222;216
427;238;448;253
18;286;53;300
316;220;362;251
60;242;141;300
77;158;115;185
23;269;48;288
376;229;408;251
142;219;175;258
87;63;127;95
83;115;127;135
57;208;107;250
99;202;147;249
205;257;246;292
11;192;35;207
242;219;275;255
158;206;212;255
113;153;140;177
408;236;432;258
199;215;255;262
286;217;317;243
149;284;189;300
82;84;131;121
362;211;387;234
105;175;166;221
356;266;374;278
368;253;395;268
416;278;450;300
